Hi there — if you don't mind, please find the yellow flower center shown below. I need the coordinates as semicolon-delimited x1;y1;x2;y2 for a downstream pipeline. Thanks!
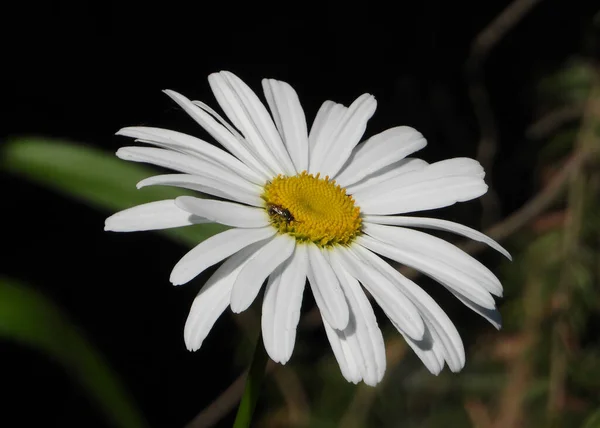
262;171;362;247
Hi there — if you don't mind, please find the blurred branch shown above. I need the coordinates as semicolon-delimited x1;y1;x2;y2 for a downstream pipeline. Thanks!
493;274;545;428
466;0;545;226
526;103;585;140
185;359;280;428
465;399;494;428
185;370;249;428
186;309;310;428
547;69;600;427
467;0;544;63
338;340;407;428
272;366;311;426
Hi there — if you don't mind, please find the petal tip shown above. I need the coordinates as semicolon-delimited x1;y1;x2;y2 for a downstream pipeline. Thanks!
169;272;187;286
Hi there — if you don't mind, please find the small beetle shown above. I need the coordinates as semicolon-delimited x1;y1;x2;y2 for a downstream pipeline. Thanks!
267;204;295;223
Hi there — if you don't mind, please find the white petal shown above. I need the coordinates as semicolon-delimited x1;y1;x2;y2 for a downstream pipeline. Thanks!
116;126;264;185
358;176;487;215
353;244;465;371
117;146;261;196
359;231;496;309
401;326;444;375
364;223;503;297
175;197;269;228
105;200;209;232
230;234;296;313
449;290;502;329
346;158;428;194
334;127;427;187
356;158;485;197
170;227;276;286
308;100;347;156
163;89;272;180
427;157;485;178
220;73;296;174
322;315;362;384
262;79;309;172
117;146;206;175
310;94;377;178
333;247;425;341
306;244;349;330
137;174;263;207
208;71;296;175
329;256;386;385
191;100;245;140
353;158;488;214
184;242;261;351
261;244;308;364
364;215;511;260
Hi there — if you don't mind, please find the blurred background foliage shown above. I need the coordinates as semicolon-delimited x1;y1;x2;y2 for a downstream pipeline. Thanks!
2;0;599;427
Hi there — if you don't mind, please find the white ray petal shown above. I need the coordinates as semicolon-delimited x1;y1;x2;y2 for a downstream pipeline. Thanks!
353;243;465;371
333;248;425;341
364;223;503;297
357;175;487;215
449;290;502;329
262;79;309;172
116;146;261;196
137;174;263;207
163;89;272;180
364;215;511;260
262;265;284;362
427;323;450;371
346;158;428;194
310;94;377;178
353;158;486;208
209;72;296;175
105;200;209;232
175;197;269;228
221;72;297;174
170;227;276;286
330;256;386;385
117;146;207;175
322;315;362;384
401;326;444;375
359;231;495;309
306;244;349;331
230;234;296;313
428;157;485;178
334;127;427;187
184;242;262;351
261;244;308;364
192;100;245;140
308;100;348;160
366;157;485;195
116;126;263;185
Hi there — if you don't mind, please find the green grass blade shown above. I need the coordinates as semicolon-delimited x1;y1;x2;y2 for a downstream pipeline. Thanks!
0;278;147;428
2;138;229;246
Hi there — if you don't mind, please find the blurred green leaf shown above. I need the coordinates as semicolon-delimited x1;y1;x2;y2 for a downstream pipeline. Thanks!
0;278;147;428
582;408;600;428
539;60;594;103
2;138;228;246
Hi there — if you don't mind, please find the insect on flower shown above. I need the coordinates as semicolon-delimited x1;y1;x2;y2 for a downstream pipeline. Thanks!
267;203;295;223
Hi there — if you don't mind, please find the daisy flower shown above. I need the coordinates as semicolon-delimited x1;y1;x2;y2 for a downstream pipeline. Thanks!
105;71;510;386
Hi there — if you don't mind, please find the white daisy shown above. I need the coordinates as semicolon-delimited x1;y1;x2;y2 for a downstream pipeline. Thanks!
105;71;510;386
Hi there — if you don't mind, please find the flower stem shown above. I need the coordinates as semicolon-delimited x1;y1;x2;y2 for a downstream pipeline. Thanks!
232;330;269;428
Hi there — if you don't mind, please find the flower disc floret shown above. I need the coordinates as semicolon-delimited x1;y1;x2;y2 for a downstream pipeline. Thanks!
262;171;362;247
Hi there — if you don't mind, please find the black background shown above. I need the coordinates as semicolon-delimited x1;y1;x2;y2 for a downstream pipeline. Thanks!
2;1;596;427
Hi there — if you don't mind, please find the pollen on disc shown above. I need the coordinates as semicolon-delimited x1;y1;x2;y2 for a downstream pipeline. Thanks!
262;171;362;247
